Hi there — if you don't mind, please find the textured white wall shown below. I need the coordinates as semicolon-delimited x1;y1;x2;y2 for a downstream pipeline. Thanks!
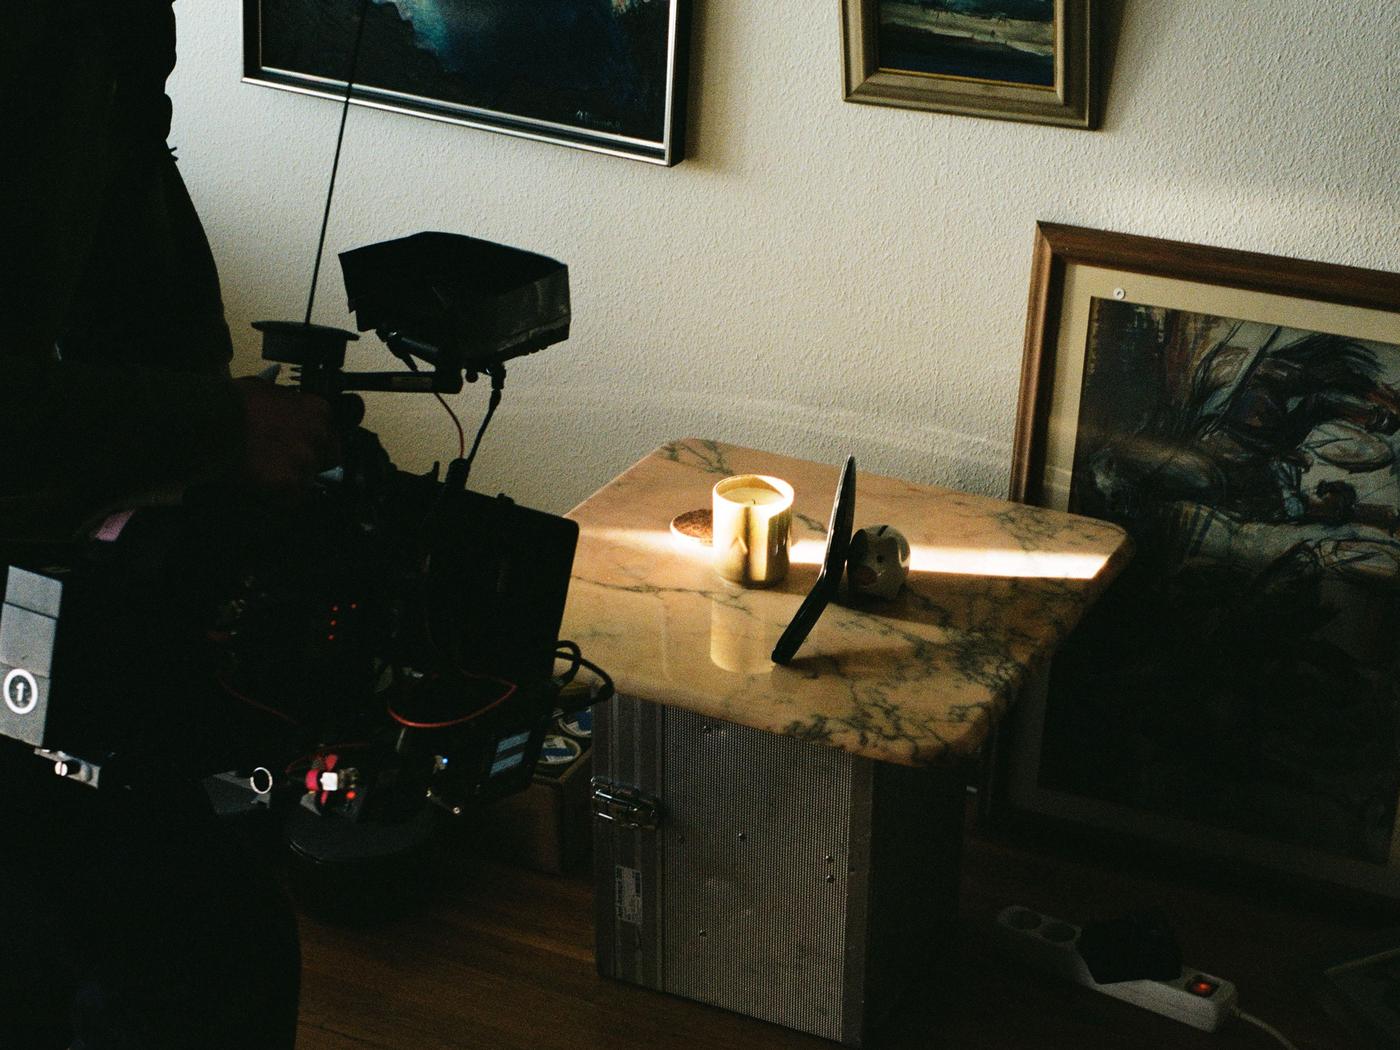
169;2;1400;513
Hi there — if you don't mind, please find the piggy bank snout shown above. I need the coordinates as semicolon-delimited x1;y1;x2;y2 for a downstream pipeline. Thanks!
847;524;910;599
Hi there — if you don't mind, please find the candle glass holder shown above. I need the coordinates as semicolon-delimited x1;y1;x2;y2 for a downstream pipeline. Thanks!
711;474;794;587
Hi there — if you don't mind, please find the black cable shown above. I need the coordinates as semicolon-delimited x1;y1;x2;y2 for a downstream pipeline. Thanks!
554;640;614;706
553;640;582;688
304;0;371;325
576;654;615;704
459;366;506;486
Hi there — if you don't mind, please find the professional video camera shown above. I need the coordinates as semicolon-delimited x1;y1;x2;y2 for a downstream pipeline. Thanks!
0;232;608;890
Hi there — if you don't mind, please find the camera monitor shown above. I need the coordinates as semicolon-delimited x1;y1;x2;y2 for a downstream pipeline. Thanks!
339;232;570;373
770;456;855;665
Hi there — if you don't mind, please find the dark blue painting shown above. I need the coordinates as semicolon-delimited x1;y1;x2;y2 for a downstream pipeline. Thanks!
247;0;689;164
876;0;1055;88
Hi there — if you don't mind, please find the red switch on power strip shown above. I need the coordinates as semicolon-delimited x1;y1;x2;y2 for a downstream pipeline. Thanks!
1186;976;1218;997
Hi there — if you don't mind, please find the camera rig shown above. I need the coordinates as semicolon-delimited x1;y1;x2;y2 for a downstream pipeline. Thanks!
0;233;608;887
257;229;571;392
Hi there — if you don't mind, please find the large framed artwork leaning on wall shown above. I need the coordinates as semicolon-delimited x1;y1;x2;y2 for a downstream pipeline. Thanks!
840;0;1095;128
994;222;1400;902
244;0;691;165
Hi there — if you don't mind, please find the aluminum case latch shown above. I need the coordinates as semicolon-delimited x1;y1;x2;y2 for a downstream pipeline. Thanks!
591;779;662;831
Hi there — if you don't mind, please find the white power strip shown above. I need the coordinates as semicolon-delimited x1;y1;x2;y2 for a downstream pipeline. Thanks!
992;905;1239;1033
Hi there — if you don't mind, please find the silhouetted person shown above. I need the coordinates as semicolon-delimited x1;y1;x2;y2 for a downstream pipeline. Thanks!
1;3;333;1046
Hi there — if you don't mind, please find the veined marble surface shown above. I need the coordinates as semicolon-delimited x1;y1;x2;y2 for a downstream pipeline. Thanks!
562;439;1131;767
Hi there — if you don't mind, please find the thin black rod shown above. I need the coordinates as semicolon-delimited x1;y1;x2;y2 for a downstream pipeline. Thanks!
305;0;372;326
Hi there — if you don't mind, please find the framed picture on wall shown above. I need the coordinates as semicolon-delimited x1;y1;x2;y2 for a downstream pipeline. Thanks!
996;222;1400;900
243;0;690;165
840;0;1096;128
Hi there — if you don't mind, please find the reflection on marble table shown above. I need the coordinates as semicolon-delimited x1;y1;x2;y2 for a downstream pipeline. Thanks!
561;439;1131;767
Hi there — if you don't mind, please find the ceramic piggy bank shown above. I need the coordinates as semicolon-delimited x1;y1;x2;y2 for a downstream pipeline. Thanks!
846;524;910;600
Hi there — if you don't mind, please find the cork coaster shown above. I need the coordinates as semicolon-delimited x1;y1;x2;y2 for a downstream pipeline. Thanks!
669;508;712;546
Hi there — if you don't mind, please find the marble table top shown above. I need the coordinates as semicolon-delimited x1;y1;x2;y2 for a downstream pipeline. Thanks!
561;439;1131;767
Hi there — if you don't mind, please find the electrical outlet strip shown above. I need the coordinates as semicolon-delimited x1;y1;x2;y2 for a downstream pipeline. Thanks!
992;905;1238;1033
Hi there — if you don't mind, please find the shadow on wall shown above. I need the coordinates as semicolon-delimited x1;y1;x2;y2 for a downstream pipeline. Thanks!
1096;0;1127;129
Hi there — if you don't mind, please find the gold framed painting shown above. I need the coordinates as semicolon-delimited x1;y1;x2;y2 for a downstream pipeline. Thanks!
996;222;1400;902
840;0;1096;128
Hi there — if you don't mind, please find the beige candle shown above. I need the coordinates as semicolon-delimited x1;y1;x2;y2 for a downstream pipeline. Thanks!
712;474;793;587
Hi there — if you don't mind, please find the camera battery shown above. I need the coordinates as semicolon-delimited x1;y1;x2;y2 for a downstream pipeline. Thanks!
0;567;63;748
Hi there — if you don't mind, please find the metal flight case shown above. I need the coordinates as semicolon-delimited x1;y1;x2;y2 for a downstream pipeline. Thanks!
591;692;967;1046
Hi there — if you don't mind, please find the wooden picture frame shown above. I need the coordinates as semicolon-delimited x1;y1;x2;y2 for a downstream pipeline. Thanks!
840;0;1096;129
996;222;1400;901
243;0;690;166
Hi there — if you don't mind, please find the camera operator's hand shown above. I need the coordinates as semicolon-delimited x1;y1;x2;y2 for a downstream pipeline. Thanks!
233;377;339;497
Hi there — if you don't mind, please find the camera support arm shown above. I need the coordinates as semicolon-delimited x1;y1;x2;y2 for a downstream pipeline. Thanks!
252;320;470;397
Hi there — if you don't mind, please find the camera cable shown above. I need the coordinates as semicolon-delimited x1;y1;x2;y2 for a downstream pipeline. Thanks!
457;366;506;488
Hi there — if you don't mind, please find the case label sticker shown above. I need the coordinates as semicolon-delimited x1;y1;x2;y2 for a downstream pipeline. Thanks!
615;865;643;926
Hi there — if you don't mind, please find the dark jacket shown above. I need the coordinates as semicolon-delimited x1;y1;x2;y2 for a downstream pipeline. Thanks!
0;1;244;544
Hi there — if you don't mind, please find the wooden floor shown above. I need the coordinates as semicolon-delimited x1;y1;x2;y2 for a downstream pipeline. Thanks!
294;814;1380;1049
